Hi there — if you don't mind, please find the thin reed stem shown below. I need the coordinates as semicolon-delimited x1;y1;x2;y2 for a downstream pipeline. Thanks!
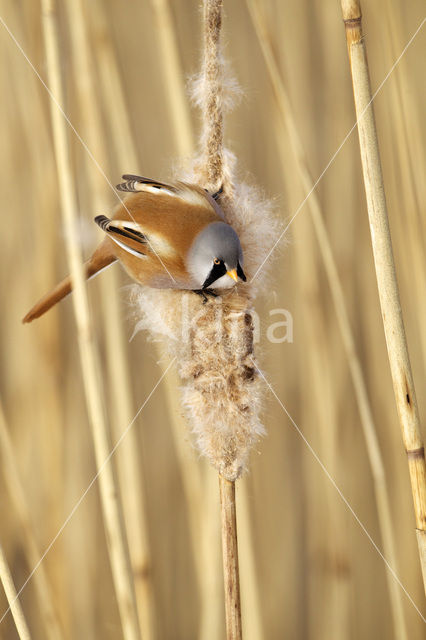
219;476;242;640
40;1;141;637
201;0;224;191
0;543;32;640
63;0;155;635
340;0;426;594
149;0;194;157
247;0;408;634
0;401;63;640
201;2;242;636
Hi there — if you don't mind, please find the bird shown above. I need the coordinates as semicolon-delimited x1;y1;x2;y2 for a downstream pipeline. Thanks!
22;174;247;323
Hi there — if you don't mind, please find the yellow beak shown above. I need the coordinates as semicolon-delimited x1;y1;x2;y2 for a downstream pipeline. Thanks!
227;268;238;283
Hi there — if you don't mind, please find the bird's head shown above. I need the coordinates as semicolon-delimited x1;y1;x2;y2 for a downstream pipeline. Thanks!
186;221;247;290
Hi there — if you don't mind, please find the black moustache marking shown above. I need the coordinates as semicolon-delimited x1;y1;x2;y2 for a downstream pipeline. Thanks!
237;262;246;282
202;260;227;289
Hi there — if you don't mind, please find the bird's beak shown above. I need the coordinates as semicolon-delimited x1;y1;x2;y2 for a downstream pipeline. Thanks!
227;268;239;283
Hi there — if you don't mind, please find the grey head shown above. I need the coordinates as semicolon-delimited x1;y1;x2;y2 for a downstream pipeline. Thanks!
186;221;247;290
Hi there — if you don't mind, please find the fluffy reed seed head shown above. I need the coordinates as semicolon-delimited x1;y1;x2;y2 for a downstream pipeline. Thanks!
179;292;264;479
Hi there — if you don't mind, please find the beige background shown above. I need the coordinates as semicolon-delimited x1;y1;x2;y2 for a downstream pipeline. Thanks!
0;0;425;638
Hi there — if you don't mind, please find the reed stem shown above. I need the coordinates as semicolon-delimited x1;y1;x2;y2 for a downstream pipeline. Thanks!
340;0;426;594
219;476;242;640
200;2;243;636
40;1;141;637
63;0;154;635
201;0;224;191
0;543;32;640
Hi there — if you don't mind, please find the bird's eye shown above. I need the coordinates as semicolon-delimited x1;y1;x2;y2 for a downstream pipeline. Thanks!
213;258;221;265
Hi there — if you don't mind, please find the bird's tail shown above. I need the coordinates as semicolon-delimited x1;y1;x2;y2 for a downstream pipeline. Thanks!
22;243;116;323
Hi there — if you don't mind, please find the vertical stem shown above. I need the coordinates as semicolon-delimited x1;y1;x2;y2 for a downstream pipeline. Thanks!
219;477;242;640
40;1;141;637
63;0;155;635
0;543;32;640
201;1;243;635
202;0;224;191
340;0;426;593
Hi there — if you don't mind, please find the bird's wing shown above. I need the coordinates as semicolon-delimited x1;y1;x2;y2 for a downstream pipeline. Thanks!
116;175;179;195
94;214;177;260
115;174;225;221
95;215;148;258
116;174;223;204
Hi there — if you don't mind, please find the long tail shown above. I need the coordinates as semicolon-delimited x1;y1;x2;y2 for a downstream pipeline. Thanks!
22;243;116;323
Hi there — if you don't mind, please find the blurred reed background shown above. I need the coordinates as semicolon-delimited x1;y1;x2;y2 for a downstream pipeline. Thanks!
0;0;425;638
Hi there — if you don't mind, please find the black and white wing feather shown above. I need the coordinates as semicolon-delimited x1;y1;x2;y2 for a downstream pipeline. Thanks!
116;173;223;204
95;215;148;258
116;174;178;196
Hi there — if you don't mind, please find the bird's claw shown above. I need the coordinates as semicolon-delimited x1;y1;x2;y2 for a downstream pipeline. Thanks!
193;289;218;304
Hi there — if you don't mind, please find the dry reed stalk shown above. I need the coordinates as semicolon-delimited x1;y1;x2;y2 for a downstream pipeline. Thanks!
340;0;426;593
63;1;155;635
247;1;407;634
6;2;67;618
0;543;31;640
149;0;194;157
40;1;141;638
219;477;242;640
0;401;64;640
199;0;224;193
200;2;241;637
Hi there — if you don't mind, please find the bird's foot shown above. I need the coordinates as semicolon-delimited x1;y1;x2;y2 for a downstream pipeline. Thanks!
192;289;218;304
